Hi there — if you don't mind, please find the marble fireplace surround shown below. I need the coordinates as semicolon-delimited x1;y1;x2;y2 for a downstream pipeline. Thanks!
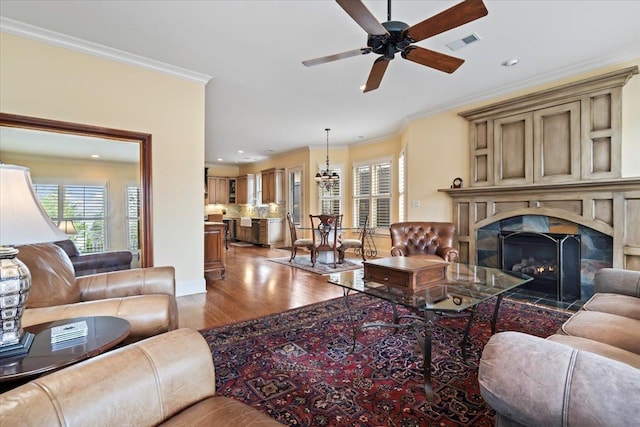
442;179;640;301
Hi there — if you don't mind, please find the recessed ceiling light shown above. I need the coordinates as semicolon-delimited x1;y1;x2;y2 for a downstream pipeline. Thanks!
237;150;244;154
91;154;100;158
502;58;519;67
359;84;366;91
217;158;223;162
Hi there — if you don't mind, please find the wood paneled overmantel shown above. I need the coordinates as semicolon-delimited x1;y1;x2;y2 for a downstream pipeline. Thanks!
445;66;640;271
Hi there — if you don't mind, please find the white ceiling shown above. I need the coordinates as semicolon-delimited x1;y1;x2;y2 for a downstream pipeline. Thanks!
0;126;140;163
2;1;640;165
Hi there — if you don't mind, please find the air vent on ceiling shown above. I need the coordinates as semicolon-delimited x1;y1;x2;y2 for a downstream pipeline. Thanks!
446;33;481;51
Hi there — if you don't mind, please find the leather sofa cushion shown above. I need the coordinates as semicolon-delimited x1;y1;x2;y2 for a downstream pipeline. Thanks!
54;239;80;257
22;294;178;344
582;292;640;320
547;334;640;368
160;396;283;426
561;310;640;354
17;242;80;308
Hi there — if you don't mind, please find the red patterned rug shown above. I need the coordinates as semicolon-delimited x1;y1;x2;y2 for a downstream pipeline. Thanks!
200;294;570;426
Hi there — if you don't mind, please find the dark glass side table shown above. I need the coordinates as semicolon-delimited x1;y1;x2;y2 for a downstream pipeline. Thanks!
327;263;532;399
0;316;130;388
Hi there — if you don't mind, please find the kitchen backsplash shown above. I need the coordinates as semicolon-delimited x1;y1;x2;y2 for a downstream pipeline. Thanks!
205;203;283;219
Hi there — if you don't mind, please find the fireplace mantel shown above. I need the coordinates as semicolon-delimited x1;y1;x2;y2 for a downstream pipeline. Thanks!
440;178;640;198
440;179;640;271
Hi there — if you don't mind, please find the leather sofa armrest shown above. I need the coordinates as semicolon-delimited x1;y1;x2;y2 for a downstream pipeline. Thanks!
479;332;640;427
77;266;176;301
594;268;640;297
390;245;407;256
0;329;216;426
436;246;459;262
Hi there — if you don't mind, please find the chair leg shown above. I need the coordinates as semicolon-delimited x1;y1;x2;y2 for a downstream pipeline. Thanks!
311;249;316;267
338;249;345;264
289;247;296;262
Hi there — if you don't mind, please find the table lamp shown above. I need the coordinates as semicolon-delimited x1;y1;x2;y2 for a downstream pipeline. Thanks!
0;164;68;357
58;220;77;235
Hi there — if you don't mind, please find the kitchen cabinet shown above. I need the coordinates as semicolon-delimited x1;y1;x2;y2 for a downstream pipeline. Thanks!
261;168;284;204
236;221;253;242
228;179;237;204
259;218;284;247
204;222;225;279
207;177;229;204
236;174;255;204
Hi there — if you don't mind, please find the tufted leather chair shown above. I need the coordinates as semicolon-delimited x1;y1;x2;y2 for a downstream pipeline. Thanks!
389;222;459;262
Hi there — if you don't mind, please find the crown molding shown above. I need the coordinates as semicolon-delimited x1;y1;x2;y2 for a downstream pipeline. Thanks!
0;17;212;84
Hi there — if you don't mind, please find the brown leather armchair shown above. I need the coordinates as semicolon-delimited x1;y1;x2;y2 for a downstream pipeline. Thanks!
0;329;284;426
16;242;178;344
389;222;459;262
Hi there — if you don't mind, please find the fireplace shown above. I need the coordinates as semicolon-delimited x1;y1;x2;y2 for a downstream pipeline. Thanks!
499;231;581;302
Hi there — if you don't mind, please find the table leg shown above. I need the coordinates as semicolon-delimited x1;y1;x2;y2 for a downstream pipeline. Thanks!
342;289;358;352
421;310;435;400
491;294;505;335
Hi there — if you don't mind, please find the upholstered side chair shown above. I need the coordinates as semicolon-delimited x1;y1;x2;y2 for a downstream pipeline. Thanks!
338;215;368;263
286;212;313;262
389;221;459;262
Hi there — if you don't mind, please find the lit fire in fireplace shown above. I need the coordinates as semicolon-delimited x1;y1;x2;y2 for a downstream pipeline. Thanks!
511;257;557;277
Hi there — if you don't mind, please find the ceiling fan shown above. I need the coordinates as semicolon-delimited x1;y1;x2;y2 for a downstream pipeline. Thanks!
303;0;489;92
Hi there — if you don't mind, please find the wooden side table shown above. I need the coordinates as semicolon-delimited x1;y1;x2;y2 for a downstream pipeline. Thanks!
0;316;130;386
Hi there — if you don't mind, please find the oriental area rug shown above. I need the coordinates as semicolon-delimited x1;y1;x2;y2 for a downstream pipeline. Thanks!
269;256;363;275
200;294;570;426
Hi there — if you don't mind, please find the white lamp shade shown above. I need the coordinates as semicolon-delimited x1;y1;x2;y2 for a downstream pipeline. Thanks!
0;164;68;246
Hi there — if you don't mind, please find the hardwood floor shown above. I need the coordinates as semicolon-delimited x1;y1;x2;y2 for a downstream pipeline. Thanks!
177;245;344;330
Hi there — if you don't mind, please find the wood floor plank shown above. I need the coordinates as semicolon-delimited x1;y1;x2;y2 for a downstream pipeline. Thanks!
177;246;344;329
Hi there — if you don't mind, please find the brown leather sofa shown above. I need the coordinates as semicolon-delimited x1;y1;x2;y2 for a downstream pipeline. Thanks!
479;268;640;426
17;242;178;344
54;239;133;276
389;221;459;262
0;328;284;426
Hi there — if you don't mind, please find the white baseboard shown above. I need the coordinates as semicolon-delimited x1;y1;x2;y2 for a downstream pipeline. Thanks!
175;278;206;297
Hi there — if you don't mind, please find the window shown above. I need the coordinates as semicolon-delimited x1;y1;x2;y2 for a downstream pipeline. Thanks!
318;165;342;215
34;182;107;254
126;185;140;252
398;151;406;222
353;159;392;230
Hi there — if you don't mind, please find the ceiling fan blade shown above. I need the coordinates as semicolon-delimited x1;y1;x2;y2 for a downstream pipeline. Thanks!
302;48;372;67
402;46;464;74
406;0;488;42
336;0;389;36
363;57;389;92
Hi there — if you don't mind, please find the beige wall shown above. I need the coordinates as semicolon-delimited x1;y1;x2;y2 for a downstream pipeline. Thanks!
0;33;207;296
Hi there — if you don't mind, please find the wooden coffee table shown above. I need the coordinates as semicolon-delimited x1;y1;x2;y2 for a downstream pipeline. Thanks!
0;316;130;385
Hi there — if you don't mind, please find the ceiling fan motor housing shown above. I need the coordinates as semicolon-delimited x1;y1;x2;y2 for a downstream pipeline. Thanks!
367;21;411;59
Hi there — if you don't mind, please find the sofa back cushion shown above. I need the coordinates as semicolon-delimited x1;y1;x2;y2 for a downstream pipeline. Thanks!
17;242;80;308
54;239;80;257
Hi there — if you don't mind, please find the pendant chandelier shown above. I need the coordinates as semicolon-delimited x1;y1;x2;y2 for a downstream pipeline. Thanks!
315;128;339;191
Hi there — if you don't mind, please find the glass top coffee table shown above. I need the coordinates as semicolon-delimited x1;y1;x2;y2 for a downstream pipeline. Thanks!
327;261;532;399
